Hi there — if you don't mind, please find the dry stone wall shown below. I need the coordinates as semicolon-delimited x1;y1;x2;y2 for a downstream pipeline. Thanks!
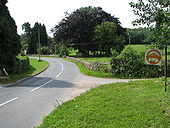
66;57;104;71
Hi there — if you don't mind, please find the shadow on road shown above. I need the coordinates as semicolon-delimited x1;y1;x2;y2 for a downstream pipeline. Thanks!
5;77;74;88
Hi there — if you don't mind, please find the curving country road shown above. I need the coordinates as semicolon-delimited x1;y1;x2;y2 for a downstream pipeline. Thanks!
0;57;79;128
0;57;133;128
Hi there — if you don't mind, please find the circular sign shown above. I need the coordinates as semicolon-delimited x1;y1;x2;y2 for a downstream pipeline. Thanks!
146;49;161;65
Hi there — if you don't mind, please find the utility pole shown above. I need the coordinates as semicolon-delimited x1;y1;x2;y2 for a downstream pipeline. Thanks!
38;29;41;61
128;32;131;45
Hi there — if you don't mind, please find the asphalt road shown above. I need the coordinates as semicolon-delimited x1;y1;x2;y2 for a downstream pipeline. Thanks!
0;57;79;128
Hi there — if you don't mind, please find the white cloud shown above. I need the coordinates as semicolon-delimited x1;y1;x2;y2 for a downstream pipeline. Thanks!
7;0;139;36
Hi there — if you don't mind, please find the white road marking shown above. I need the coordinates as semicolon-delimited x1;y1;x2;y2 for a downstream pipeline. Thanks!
30;79;54;92
30;61;64;92
56;61;64;78
0;97;18;107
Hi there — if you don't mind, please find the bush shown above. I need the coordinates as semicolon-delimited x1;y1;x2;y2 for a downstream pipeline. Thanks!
40;46;50;55
110;46;164;78
12;56;30;74
59;44;69;57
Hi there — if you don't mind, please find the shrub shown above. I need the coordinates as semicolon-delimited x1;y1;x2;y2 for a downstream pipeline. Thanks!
12;56;30;74
59;44;69;57
20;50;26;56
110;46;164;78
40;46;50;55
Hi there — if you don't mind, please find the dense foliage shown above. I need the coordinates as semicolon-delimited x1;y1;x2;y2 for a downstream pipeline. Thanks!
94;21;125;55
53;6;126;56
0;0;21;73
130;0;170;47
127;27;154;44
22;22;48;54
13;56;30;74
54;43;69;57
111;46;166;78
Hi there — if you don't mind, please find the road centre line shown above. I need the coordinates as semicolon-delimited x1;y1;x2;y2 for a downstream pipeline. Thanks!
56;61;64;79
30;61;64;92
30;79;54;92
0;97;18;107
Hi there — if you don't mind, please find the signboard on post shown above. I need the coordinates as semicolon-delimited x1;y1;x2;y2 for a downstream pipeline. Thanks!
145;49;162;65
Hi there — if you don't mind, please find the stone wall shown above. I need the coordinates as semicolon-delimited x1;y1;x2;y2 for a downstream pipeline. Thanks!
66;57;104;71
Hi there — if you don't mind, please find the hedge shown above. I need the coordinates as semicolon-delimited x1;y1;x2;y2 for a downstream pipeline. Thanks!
12;56;30;74
110;46;167;78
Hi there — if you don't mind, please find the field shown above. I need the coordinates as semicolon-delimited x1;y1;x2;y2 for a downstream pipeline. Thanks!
37;79;170;128
75;45;148;64
73;45;170;64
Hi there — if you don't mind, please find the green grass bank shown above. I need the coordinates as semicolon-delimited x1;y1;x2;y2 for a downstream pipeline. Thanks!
64;58;113;78
37;79;170;128
0;58;49;84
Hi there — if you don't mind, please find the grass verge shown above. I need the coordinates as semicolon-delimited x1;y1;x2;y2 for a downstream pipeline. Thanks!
63;58;113;78
37;79;170;128
0;58;49;84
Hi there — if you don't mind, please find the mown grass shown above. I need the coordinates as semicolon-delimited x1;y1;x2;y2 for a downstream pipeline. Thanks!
37;79;170;128
63;58;113;78
0;58;49;84
129;44;147;53
76;45;147;64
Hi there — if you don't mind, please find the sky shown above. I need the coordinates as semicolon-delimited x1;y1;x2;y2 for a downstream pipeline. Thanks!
7;0;139;36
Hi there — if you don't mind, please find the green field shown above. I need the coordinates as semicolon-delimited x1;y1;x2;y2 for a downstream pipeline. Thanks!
76;45;170;64
129;44;148;53
0;58;49;84
37;79;170;128
75;45;147;64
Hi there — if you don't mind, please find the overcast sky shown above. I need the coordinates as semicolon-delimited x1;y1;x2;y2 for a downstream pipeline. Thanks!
7;0;139;36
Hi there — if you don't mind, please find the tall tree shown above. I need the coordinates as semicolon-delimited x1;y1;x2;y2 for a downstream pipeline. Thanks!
0;0;21;73
22;22;31;50
130;0;170;47
23;22;48;54
29;22;39;54
53;6;126;55
41;24;48;46
94;21;125;55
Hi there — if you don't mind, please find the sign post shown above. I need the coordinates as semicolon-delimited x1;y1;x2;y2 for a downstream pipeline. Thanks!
145;48;168;92
164;45;168;92
145;49;162;65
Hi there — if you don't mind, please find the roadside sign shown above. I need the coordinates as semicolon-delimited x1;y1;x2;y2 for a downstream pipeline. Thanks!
145;49;162;65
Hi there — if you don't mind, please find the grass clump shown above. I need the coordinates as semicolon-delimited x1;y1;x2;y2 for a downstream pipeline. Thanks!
37;80;170;128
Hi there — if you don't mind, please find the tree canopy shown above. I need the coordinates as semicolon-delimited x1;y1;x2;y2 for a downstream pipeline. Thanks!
94;21;125;54
130;0;170;47
53;6;126;56
127;27;154;44
0;0;21;72
22;22;48;54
